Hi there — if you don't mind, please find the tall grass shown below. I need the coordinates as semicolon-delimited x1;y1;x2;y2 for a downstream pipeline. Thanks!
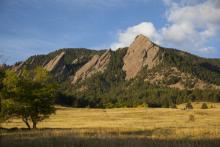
1;102;220;147
1;128;220;147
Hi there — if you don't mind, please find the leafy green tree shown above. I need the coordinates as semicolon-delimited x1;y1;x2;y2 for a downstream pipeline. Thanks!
1;67;57;129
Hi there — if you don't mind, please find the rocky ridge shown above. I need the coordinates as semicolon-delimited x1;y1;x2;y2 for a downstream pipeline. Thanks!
123;35;160;80
72;50;111;84
44;51;65;72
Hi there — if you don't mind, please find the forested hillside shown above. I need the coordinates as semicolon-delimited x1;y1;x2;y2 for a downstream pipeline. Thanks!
7;35;220;108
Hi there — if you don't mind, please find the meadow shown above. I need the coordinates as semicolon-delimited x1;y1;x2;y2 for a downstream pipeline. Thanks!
1;102;220;147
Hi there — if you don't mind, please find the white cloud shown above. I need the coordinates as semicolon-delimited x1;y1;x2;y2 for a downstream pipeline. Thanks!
111;0;220;54
160;0;220;52
111;22;159;50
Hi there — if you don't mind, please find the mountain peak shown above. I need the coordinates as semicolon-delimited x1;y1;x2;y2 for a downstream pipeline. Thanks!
135;34;151;42
122;34;160;79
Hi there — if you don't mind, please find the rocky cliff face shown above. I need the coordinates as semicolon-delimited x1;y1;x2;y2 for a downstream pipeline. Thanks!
12;62;25;72
123;34;160;80
44;52;65;72
72;50;111;84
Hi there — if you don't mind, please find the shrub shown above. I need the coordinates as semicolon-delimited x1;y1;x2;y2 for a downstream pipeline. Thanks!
188;114;195;122
185;102;193;109
137;103;148;108
210;104;215;108
201;103;208;109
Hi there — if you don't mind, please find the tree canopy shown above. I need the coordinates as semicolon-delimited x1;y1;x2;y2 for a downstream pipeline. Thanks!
1;67;57;129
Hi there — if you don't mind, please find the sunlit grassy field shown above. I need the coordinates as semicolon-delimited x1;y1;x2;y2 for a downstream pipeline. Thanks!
1;102;220;147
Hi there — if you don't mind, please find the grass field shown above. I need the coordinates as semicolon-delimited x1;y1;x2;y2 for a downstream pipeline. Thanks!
1;102;220;147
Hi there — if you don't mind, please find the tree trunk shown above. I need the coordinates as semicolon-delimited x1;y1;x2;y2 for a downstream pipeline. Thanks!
32;121;37;129
31;116;37;129
22;117;31;129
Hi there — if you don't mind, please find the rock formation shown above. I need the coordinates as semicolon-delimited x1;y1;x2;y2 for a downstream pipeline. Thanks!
12;62;25;72
123;34;160;80
72;50;111;84
44;52;65;72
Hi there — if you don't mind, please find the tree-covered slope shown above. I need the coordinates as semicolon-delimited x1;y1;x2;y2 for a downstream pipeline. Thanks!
8;35;220;108
160;48;220;85
59;46;220;108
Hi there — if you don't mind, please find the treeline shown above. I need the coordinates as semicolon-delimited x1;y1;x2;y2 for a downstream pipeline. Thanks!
58;78;220;108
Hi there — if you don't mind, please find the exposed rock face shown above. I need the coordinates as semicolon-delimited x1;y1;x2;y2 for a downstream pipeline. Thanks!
44;52;65;72
12;62;25;72
123;34;160;80
72;50;111;84
72;58;79;64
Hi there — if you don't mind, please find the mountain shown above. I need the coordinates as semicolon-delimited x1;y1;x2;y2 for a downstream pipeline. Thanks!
9;35;220;108
123;35;161;79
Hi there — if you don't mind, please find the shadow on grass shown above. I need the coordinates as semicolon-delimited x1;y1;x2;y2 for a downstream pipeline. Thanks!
1;128;220;147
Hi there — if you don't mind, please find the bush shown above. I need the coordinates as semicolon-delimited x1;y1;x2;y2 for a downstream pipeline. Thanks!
185;102;193;109
201;103;208;109
188;114;195;122
137;103;148;108
210;104;215;108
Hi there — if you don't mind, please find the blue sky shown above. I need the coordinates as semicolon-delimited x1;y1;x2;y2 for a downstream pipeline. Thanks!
0;0;220;64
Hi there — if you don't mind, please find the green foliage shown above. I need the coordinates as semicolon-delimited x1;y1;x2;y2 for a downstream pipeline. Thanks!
0;66;5;91
161;48;220;85
1;67;57;129
63;70;220;108
64;68;220;108
163;75;181;85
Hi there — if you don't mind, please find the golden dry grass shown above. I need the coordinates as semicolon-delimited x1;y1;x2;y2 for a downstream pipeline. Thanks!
1;102;220;139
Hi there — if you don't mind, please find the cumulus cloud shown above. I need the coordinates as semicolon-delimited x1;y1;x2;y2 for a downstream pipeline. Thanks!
161;0;220;52
111;0;220;54
111;22;159;50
